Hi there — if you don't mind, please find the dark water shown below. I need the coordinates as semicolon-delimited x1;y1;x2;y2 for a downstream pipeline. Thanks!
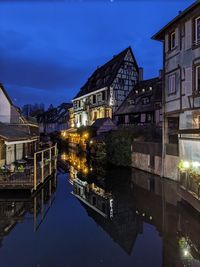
0;154;200;267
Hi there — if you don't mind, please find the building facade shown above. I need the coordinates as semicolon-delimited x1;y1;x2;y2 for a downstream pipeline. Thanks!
0;84;39;167
153;1;200;180
72;47;140;128
114;77;162;127
37;103;72;134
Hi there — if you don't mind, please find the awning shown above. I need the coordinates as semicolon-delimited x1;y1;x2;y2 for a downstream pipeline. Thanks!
5;139;38;146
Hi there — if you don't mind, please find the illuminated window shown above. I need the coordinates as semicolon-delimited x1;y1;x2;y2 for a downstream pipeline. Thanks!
195;16;200;44
168;74;176;94
169;31;176;50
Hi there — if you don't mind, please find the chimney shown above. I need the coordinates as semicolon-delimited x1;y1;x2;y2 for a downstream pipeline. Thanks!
159;69;163;79
138;67;143;82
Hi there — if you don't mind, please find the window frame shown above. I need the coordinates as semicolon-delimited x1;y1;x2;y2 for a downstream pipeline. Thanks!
195;16;200;44
169;31;176;50
168;73;176;95
93;94;97;104
195;65;200;93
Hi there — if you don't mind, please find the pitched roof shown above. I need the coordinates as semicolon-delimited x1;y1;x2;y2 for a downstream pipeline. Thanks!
115;78;162;115
0;123;35;141
92;118;115;129
37;102;72;124
73;47;139;99
152;0;200;40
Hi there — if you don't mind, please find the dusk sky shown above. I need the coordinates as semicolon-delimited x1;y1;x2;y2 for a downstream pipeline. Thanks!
0;0;194;108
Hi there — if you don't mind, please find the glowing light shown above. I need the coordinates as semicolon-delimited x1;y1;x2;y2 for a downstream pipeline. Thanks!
184;249;189;257
183;161;190;169
90;140;93;144
192;161;200;168
62;131;66;137
149;216;153;220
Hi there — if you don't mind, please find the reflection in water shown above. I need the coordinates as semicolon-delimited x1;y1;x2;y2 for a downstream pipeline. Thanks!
63;151;200;267
0;173;57;247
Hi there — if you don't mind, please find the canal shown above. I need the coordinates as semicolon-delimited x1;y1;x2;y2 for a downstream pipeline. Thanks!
0;152;200;267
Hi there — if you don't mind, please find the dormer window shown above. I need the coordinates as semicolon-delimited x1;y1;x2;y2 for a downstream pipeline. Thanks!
195;16;200;44
169;31;176;50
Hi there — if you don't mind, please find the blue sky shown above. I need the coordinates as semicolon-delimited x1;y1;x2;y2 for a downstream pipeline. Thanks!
0;0;194;108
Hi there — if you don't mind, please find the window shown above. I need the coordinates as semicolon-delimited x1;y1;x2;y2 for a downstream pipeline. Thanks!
197;115;200;128
141;97;150;105
102;91;106;101
118;116;125;124
168;74;176;94
129;99;135;105
118;78;125;86
195;16;200;44
93;111;97;121
195;65;200;92
93;95;96;104
169;31;176;50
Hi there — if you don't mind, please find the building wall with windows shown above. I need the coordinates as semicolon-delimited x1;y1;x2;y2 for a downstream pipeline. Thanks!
153;1;200;180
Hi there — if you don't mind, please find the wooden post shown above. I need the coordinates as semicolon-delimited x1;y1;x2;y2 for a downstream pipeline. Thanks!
49;147;52;175
34;153;37;191
41;188;44;220
42;151;44;183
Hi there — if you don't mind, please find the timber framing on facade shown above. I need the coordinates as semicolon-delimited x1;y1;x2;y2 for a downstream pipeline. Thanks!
72;47;140;127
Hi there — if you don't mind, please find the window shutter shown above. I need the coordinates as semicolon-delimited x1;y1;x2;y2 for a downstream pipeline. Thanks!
175;28;178;47
184;67;192;95
165;34;169;53
185;20;192;50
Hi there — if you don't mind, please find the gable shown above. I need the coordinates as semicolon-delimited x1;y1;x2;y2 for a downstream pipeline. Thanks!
73;47;139;100
0;86;12;123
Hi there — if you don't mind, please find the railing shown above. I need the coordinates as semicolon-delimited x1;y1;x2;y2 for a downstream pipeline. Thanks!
180;173;200;199
0;145;57;190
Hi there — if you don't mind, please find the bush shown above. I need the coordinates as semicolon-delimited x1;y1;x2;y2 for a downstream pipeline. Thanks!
105;130;133;167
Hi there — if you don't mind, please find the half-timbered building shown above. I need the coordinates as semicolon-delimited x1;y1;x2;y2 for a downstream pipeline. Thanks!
72;47;140;127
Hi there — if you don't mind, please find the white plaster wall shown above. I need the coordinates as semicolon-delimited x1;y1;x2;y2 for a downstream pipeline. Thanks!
164;155;180;181
131;152;162;176
0;88;11;123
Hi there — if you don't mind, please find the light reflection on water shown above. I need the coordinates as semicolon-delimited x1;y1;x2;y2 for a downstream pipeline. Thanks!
0;151;200;266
